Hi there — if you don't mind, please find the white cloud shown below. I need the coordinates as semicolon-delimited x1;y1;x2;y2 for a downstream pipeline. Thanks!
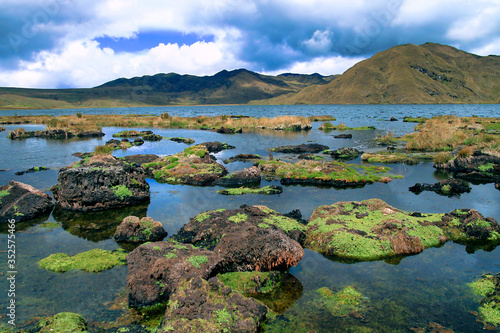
264;55;364;76
303;30;333;54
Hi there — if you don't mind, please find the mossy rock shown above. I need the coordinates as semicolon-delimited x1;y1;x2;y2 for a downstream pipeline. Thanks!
469;274;500;327
38;248;127;273
36;312;88;332
218;271;283;294
217;185;283;196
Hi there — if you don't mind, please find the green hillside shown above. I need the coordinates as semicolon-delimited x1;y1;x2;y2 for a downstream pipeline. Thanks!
0;69;333;110
254;43;500;105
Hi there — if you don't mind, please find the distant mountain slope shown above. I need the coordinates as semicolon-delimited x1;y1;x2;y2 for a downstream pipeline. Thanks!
254;43;500;105
0;69;333;110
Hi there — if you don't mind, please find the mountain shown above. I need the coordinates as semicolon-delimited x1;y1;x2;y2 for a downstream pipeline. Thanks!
0;69;334;110
253;43;500;105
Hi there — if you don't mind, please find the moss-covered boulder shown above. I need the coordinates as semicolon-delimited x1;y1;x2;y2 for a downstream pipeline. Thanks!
305;199;500;261
213;166;261;187
51;154;150;212
270;143;329;154
323;147;362;160
8;128;104;140
0;181;54;223
435;150;500;183
38;248;127;273
218;271;283;295
469;274;500;327
126;240;224;308
223;154;261;164
168;137;195;144
217;185;283;196
257;159;394;188
142;145;228;186
409;178;471;196
36;312;88;332
157;277;267;333
199;141;235;153
114;216;168;243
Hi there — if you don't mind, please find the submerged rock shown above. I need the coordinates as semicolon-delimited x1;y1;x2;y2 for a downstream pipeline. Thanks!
468;273;500;327
114;216;168;243
214;166;261;187
409;178;471;196
142;145;228;186
15;166;49;175
38;248;127;273
323;147;362;160
305;199;500;261
51;154;150;212
316;286;367;318
270;143;329;154
410;322;456;333
0;181;54;223
35;312;88;332
126;240;224;308
157;276;267;333
333;134;352;139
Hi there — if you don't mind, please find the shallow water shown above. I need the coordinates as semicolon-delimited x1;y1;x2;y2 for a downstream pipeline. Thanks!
0;104;499;332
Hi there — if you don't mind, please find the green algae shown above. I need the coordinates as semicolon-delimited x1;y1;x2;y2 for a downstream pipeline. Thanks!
469;275;496;297
36;312;88;332
316;286;366;317
39;222;61;229
38;249;127;273
469;274;500;326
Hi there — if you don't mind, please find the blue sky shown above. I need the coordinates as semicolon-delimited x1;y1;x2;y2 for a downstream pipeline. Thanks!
0;0;499;88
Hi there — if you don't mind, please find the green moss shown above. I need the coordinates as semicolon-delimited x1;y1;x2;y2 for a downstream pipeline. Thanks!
469;276;496;297
39;222;61;229
316;286;365;317
196;212;211;222
38;249;127;273
228;213;248;223
37;312;88;333
218;271;282;294
479;302;500;326
263;215;307;233
361;153;418;164
214;308;233;327
186;255;208;268
403;117;428;123
0;189;9;197
111;185;133;200
217;185;282;196
478;163;494;172
153;245;162;250
164;253;178;259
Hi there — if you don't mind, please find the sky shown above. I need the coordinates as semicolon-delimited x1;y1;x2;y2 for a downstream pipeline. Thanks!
0;0;499;89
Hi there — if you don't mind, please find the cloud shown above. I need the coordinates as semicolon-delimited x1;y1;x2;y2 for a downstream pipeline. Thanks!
0;0;499;88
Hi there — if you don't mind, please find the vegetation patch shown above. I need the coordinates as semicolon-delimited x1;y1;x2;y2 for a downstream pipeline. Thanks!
38;249;127;273
112;185;133;200
228;213;248;223
36;312;88;333
469;274;500;327
319;122;376;131
361;153;419;165
185;255;209;268
218;271;283;294
217;185;283;195
316;286;366;317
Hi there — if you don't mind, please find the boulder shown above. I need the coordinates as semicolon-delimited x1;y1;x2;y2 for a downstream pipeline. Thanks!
123;154;159;165
323;147;362;160
435;151;500;182
199;141;236;153
223;154;261;164
157;276;267;333
114;216;168;243
409;178;471;196
15;166;49;176
168;137;195;144
390;116;398;121
333;134;352;139
271;143;329;154
8;128;104;139
297;154;324;161
142;133;162;141
133;137;144;146
51;154;150;211
0;181;54;223
126;240;224;308
216;126;243;134
214;166;261;187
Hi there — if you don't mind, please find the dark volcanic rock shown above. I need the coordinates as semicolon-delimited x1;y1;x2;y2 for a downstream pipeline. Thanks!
133;137;144;146
124;154;159;166
142;133;162;141
15;166;49;176
157;276;267;333
323;147;362;160
174;205;305;270
333;134;352;139
409;178;471;196
216;126;243;134
114;216;167;243
51;154;150;212
271;143;329;153
435;151;500;182
443;208;500;243
214;166;261;187
200;141;236;153
224;154;261;164
126;240;224;308
168;137;195;144
0;181;54;223
8;128;104;139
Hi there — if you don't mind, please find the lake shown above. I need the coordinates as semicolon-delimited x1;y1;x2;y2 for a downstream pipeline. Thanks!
0;104;499;332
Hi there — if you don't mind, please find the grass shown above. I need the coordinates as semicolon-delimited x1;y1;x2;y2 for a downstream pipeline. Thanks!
376;132;398;145
94;145;114;155
361;153;419;165
38;249;127;273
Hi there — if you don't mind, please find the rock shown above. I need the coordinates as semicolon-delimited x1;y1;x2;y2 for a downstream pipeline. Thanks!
305;199;500;261
435;151;500;182
271;143;329;153
142;133;162;141
72;152;93;159
51;154;150;211
214;166;261;187
105;139;122;147
157;276;267;333
496;183;499;191
114;216;168;243
274;124;312;131
15;166;49;176
0;181;54;223
333;134;352;139
113;130;142;137
217;185;283;196
123;154;159;165
390;116;398;121
200;141;236;153
168;137;195;144
468;273;500;328
35;312;88;332
8;128;104;139
216;126;243;134
143;145;228;186
126;240;224;308
223;154;261;164
133;137;144;146
323;147;362;160
0;126;5;132
297;154;324;160
409;178;471;196
174;204;306;256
